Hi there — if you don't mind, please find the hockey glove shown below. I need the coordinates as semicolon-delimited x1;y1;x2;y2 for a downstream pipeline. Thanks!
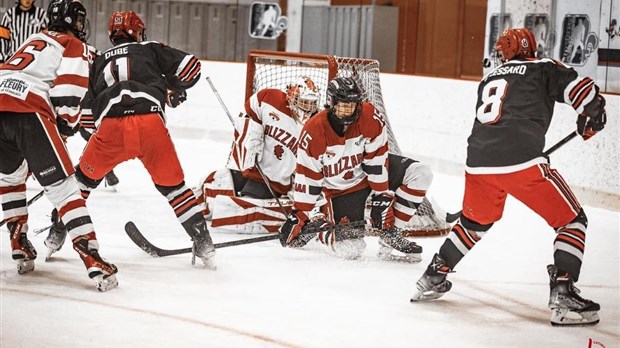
369;191;395;230
166;89;187;108
279;210;309;247
577;111;606;141
56;118;78;139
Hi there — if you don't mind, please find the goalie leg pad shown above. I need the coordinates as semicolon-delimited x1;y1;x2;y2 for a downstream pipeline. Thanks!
210;195;293;234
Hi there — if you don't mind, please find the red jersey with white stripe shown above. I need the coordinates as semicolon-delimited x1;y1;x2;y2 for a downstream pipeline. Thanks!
293;102;389;212
467;58;599;172
231;88;304;194
0;30;89;127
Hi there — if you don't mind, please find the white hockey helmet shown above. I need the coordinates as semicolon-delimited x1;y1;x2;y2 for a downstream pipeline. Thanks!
286;76;320;123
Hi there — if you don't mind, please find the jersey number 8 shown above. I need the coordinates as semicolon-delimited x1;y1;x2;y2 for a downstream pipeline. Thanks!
476;79;508;124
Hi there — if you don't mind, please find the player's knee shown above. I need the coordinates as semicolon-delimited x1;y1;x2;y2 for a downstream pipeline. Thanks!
44;175;81;207
460;215;493;234
155;181;185;196
75;165;102;190
559;208;587;230
403;162;433;191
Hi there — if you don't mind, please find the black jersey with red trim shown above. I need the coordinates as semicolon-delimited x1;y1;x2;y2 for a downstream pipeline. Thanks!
466;58;598;170
88;41;200;124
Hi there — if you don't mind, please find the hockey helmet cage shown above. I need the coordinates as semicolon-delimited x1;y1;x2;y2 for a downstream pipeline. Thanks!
326;77;363;126
286;76;320;123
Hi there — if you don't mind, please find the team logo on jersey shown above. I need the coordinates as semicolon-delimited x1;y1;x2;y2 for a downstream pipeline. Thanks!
560;15;599;66
269;112;280;121
274;144;284;160
343;171;354;180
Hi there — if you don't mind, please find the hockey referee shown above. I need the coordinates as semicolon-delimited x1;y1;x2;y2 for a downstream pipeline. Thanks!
0;0;47;63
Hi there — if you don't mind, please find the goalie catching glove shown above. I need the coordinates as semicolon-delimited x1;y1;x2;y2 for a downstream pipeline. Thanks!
234;116;264;171
369;191;395;230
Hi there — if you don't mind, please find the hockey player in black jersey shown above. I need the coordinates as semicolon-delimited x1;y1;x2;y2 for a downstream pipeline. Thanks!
410;28;606;327
72;11;215;269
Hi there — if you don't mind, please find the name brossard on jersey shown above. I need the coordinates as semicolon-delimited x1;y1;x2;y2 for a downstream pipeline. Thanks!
293;102;390;213
231;88;304;195
86;41;200;126
0;31;89;128
468;58;599;173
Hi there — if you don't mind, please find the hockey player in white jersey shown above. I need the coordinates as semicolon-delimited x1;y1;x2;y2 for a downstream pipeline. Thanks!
194;76;320;233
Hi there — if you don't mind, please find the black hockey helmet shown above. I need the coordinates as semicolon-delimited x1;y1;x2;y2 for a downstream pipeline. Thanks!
326;77;363;126
47;0;89;42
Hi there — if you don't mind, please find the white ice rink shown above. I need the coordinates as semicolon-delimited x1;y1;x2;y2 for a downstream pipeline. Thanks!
1;62;619;347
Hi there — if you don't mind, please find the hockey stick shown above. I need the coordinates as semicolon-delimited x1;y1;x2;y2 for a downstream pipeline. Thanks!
125;219;368;257
0;190;45;228
205;76;289;216
443;131;579;224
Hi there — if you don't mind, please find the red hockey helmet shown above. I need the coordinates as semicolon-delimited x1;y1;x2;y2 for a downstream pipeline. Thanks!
286;76;320;123
495;28;537;63
108;11;146;45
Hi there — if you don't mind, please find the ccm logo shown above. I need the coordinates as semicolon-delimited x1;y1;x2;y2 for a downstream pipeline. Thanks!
370;201;390;207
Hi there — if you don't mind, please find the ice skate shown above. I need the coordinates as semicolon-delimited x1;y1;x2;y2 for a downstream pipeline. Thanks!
190;220;216;270
547;265;600;326
44;209;67;261
73;233;119;292
377;228;422;263
411;253;453;302
8;222;37;274
104;171;119;191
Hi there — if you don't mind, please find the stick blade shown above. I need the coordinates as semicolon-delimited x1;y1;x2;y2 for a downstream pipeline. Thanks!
124;221;164;257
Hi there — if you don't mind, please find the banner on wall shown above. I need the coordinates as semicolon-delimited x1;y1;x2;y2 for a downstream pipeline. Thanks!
555;1;600;78
249;2;288;40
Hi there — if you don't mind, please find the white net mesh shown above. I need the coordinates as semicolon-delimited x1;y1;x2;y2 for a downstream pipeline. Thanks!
248;52;401;154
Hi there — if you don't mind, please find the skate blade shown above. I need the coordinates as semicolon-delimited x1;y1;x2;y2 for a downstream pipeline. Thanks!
377;251;422;263
94;274;119;292
410;290;446;302
550;308;600;326
16;259;35;274
44;247;60;262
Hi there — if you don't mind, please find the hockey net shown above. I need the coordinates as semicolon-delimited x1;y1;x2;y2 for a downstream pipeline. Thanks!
245;50;450;237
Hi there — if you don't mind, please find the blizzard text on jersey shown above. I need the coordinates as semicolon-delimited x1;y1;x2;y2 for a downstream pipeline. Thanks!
322;153;364;178
264;124;298;155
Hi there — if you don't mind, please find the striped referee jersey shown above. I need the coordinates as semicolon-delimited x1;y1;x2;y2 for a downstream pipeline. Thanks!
0;4;47;62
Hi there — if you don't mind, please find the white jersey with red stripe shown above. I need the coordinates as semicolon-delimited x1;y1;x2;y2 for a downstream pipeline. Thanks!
0;30;89;127
231;88;304;195
293;102;390;213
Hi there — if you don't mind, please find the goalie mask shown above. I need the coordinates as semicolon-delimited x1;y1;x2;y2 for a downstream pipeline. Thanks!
108;11;146;45
286;76;320;123
326;77;363;126
495;28;537;64
47;0;89;42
